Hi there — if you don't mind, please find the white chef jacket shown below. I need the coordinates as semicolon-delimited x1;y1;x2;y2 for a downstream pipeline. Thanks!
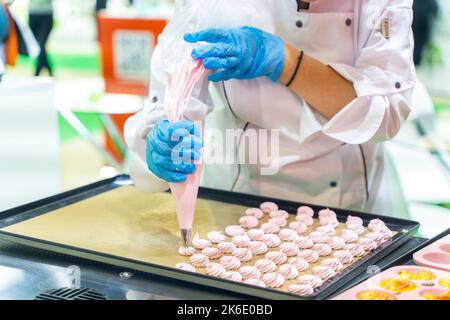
124;0;416;215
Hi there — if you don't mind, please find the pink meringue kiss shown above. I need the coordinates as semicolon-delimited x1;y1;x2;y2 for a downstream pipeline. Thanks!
219;255;241;270
366;231;384;245
239;266;261;280
221;271;242;282
295;236;314;249
178;246;196;256
333;250;354;264
357;237;378;251
279;228;298;242
308;231;329;244
312;243;332;257
247;228;265;241
327;236;346;250
192;233;212;250
269;210;289;219
189;253;209;267
255;258;277;273
315;224;336;236
345;243;365;257
244;278;266;287
232;248;253;262
261;234;282;248
297;206;314;217
297;249;319;263
341;229;359;243
225;225;246;237
175;262;196;273
265;251;288;265
205;262;226;277
268;217;287;227
368;218;386;232
201;247;222;260
217;241;236;254
260;202;278;214
320;258;343;271
313;266;336;280
319;216;340;227
347;223;365;235
278;264;299;280
288;257;310;272
280;242;301;257
289;221;308;234
245;208;264;219
378;227;393;242
207;231;226;244
346;215;363;226
232;234;251;248
297;275;323;289
318;208;337;219
248;241;268;255
261;223;280;234
295;214;314;226
239;216;259;229
262;272;285;288
288;284;314;297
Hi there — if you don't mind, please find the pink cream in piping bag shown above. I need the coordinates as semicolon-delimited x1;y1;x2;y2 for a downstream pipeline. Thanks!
163;51;207;247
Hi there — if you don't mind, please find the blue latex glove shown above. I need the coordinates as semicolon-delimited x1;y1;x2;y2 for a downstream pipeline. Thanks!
184;26;284;82
146;120;202;183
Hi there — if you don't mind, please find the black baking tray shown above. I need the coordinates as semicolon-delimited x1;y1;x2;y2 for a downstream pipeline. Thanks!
0;175;420;300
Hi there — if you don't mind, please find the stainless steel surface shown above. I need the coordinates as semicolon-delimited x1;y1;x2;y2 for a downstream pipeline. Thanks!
181;229;192;247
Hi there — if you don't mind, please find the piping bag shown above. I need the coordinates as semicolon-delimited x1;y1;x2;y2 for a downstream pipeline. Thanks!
163;49;207;247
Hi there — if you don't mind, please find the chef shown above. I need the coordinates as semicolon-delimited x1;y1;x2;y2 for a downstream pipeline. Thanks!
125;0;416;215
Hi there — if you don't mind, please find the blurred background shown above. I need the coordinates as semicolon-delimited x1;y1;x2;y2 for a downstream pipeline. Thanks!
0;0;449;237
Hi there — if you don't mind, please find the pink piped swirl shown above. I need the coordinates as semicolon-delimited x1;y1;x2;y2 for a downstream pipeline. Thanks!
192;233;212;250
288;221;308;234
288;284;314;297
346;215;363;226
295;236;314;249
320;258;343;271
295;214;314;226
315;224;336;236
366;231;384;245
378;227;393;242
345;243;365;257
297;249;319;263
269;210;289;219
318;208;337;220
248;241;268;255
279;228;298;242
268;217;287;227
265;251;288;265
280;242;301;257
189;253;210;267
260;201;278;214
261;234;282;248
297;206;314;217
313;266;336;280
217;241;236;254
319;216;340;227
368;218;386;232
239;266;261;280
297;275;323;289
358;237;378;251
255;258;277;273
221;271;243;282
347;224;365;235
205;262;226;277
219;255;241;270
341;229;359;243
247;228;265;241
232;248;253;262
239;215;259;229
327;236;346;250
175;262;196;273
201;247;222;260
207;231;226;244
244;278;266;287
261;223;280;234
278;264;299;280
308;231;330;244
333;250;354;264
288;257;310;272
178;246;196;257
262;272;285;288
245;207;264;219
225;225;246;237
232;234;251;248
312;243;332;257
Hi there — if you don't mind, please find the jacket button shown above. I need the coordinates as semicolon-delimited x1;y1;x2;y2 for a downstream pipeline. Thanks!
296;20;303;28
330;181;338;188
395;82;401;89
152;96;158;103
345;18;352;26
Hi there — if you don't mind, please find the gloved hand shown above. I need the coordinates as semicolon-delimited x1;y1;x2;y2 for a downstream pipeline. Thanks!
184;26;285;83
146;120;202;183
